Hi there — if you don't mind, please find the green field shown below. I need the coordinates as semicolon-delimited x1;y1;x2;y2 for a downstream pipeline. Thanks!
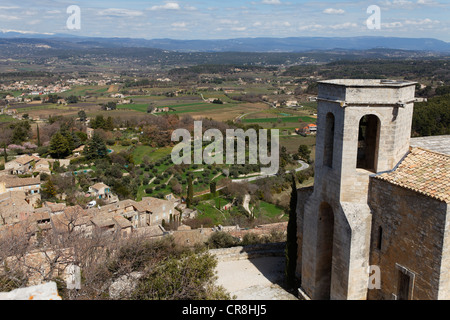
0;114;17;123
60;85;110;97
242;116;316;124
117;104;150;113
133;146;173;164
256;201;286;219
117;101;235;115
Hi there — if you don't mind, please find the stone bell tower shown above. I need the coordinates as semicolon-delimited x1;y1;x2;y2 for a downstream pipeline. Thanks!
297;79;416;300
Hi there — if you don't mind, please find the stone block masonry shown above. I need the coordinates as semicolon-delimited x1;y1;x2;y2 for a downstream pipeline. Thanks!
297;79;417;300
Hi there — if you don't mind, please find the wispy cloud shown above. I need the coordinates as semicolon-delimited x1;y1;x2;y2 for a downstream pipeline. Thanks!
171;22;187;28
261;0;281;5
98;8;144;18
0;14;20;21
323;8;345;15
148;3;181;11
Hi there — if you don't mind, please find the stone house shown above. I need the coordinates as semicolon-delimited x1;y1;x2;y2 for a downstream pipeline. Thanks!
72;145;85;158
0;191;35;226
5;155;40;175
0;176;41;196
296;79;450;300
138;197;177;226
86;128;94;139
90;213;132;238
34;159;51;175
88;183;113;201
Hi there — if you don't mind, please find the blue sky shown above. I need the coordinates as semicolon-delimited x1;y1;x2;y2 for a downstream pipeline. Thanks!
0;0;449;41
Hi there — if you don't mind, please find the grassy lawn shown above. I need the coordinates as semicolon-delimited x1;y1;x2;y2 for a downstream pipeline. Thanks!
109;144;132;153
15;103;69;113
132;145;157;164
0;115;17;123
163;102;234;114
280;135;316;157
242;115;316;124
142;146;173;163
117;104;150;113
194;197;232;225
256;201;286;219
60;85;110;97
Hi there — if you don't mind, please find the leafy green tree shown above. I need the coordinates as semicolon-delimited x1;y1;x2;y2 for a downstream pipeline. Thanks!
75;131;88;143
106;101;117;110
298;145;311;162
41;179;57;200
91;115;106;130
105;116;114;131
412;94;450;137
47;94;59;104
78;110;87;122
67;95;79;104
10;121;31;144
49;133;70;159
84;133;108;160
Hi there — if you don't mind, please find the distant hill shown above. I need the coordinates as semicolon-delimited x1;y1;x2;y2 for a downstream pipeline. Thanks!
0;32;449;53
128;36;450;53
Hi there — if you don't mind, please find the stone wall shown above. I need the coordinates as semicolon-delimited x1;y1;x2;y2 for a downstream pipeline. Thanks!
209;242;285;262
368;178;449;300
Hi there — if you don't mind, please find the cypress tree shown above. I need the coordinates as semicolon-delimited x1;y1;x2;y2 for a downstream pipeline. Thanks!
186;175;193;208
3;143;7;164
210;180;217;195
285;172;298;288
36;124;41;147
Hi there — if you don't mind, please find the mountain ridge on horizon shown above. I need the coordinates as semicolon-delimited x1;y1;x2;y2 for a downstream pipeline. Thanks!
0;31;449;53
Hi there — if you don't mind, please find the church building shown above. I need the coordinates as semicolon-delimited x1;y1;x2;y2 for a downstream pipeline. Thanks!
296;79;450;300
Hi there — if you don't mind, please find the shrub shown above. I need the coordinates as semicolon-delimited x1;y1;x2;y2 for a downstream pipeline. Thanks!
206;232;238;249
145;188;153;194
242;233;261;246
131;251;231;300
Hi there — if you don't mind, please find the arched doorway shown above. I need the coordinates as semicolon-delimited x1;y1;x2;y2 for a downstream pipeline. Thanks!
316;202;335;299
357;115;380;172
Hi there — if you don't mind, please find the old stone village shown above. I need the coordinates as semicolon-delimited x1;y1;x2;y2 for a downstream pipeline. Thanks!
0;79;449;300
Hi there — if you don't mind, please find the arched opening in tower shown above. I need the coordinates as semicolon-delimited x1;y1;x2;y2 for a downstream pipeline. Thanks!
357;115;380;172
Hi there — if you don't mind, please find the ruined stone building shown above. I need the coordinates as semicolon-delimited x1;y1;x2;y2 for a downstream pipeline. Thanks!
296;79;450;300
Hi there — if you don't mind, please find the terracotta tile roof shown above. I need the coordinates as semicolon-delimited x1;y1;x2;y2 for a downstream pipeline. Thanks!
374;147;450;203
140;197;172;214
13;155;39;165
0;176;41;188
134;225;165;237
91;183;109;191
